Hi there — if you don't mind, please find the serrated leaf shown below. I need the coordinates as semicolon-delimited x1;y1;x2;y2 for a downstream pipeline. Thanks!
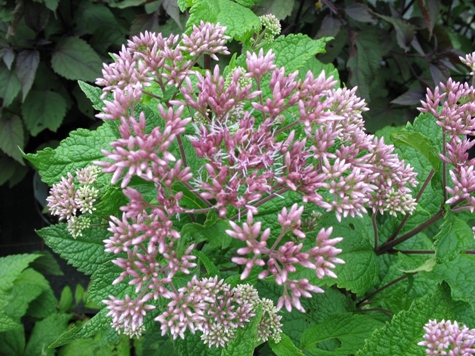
15;49;39;101
235;0;261;7
51;37;103;82
390;131;441;172
260;34;330;73
300;313;384;356
433;210;475;262
426;255;475;308
0;114;24;164
355;284;455;356
253;0;294;20
0;254;42;292
75;1;118;34
173;331;222;356
0;64;21;107
177;0;193;12
188;0;261;39
78;80;104;111
49;308;111;348
22;89;67;136
25;313;73;356
319;215;379;296
36;224;113;276
6;268;52;320
269;333;305;356
0;327;25;356
25;121;118;185
88;264;135;304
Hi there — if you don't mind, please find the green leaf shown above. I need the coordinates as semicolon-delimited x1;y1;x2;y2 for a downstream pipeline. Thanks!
0;254;42;292
269;333;305;356
253;0;295;19
30;250;64;276
426;255;475;308
6;268;52;320
347;29;383;101
24;313;73;356
298;56;339;86
355;284;455;356
300;313;384;355
173;331;222;356
75;284;85;304
59;286;74;313
391;131;441;172
15;49;40;102
177;0;193;12
51;37;103;82
319;215;379;296
0;114;24;164
0;327;25;356
44;0;59;11
75;1;118;34
375;14;415;52
188;0;261;40
36;224;113;276
25;121;117;185
88;264;135;304
22;90;67;136
235;0;261;7
50;308;111;348
0;64;21;107
57;333;131;356
78;80;105;111
433;210;475;262
193;250;220;277
260;35;330;73
180;212;232;250
221;306;263;356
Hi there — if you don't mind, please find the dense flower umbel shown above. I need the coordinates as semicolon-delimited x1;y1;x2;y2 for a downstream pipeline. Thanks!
46;166;100;238
420;52;475;213
89;21;418;345
418;319;475;355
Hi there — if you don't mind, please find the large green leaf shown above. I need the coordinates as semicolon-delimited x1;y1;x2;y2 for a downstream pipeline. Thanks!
25;121;118;185
22;89;67;136
221;307;263;356
300;313;384;356
0;114;24;164
36;224;112;276
25;313;73;355
187;0;261;39
51;37;103;82
355;284;455;356
269;334;305;356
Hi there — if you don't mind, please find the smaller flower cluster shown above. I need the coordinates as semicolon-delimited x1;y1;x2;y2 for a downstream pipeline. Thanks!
227;204;344;312
156;277;282;348
46;165;101;238
418;319;475;355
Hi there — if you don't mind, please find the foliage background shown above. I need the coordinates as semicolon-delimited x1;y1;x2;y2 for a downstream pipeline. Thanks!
0;0;474;354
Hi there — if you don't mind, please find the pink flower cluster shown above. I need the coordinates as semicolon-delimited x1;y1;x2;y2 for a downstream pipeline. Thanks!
419;319;475;355
420;53;475;212
90;20;419;343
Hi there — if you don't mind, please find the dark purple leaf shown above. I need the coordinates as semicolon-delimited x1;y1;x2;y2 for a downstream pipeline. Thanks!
345;3;373;23
430;63;448;87
15;50;40;102
163;0;183;30
316;14;341;39
0;114;24;164
0;48;15;70
390;87;425;106
130;14;160;36
24;1;50;32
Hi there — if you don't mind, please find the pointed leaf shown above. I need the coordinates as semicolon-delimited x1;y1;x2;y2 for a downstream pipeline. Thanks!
253;0;294;20
1;48;15;70
22;89;67;136
355;284;455;355
51;37;103;82
269;334;305;356
0;65;21;107
0;114;24;164
345;3;373;23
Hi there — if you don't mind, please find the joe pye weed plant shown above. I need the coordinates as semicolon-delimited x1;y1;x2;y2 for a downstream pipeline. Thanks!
22;2;475;355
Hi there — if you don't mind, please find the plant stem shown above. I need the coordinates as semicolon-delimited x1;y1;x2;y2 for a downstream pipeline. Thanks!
356;275;408;307
386;169;435;243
